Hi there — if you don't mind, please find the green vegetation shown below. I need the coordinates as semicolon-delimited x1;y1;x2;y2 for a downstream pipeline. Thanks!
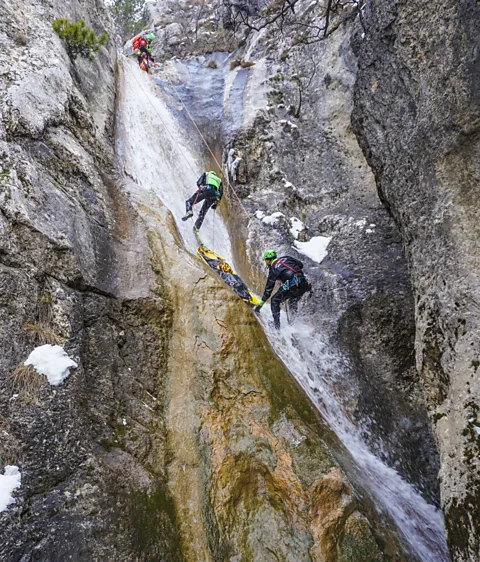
52;18;108;61
109;0;150;42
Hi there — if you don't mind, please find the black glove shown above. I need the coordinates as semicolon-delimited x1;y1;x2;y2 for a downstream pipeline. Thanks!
212;203;218;210
254;300;264;313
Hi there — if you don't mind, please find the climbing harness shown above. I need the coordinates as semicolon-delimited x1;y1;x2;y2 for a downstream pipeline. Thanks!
282;275;305;291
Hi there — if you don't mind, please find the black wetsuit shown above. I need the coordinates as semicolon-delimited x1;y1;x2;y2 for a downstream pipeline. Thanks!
137;43;154;69
261;256;309;329
185;173;223;230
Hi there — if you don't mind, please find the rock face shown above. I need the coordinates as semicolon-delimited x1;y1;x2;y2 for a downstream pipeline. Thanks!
131;188;390;562
0;1;181;560
351;1;480;560
155;1;440;505
0;1;393;560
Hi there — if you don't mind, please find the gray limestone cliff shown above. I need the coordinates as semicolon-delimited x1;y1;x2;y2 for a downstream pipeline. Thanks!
0;1;394;561
351;1;480;560
150;0;440;508
1;1;181;559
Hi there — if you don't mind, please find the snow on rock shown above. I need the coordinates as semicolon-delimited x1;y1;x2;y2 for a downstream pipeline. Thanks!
294;236;332;263
282;178;296;191
262;212;285;226
227;148;242;181
24;344;78;386
255;210;266;219
289;217;305;240
279;120;299;132
0;466;21;512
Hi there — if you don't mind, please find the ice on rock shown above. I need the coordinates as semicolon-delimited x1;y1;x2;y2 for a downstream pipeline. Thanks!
262;212;285;226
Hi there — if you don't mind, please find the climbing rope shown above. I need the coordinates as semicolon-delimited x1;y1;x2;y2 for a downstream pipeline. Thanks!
212;208;215;253
160;71;253;221
129;66;198;178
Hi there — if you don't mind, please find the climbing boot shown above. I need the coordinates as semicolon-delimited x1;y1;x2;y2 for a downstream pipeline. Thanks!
193;225;200;234
182;211;193;221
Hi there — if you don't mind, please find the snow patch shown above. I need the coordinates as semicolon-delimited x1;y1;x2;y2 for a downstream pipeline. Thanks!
255;210;266;219
294;236;331;263
289;217;305;240
24;345;78;386
474;426;480;436
282;178;297;191
0;466;21;512
227;148;242;181
262;212;284;226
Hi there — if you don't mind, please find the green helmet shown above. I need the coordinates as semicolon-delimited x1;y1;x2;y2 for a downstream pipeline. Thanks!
263;250;277;260
147;33;155;41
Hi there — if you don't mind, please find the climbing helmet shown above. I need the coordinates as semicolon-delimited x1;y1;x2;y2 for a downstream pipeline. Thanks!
263;250;277;261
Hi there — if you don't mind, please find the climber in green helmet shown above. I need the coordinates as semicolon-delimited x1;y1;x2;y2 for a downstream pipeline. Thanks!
146;33;155;54
255;250;312;329
182;171;224;232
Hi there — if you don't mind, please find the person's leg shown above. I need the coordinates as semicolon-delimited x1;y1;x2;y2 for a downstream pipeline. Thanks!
185;189;209;213
287;295;299;324
195;196;215;230
271;289;288;330
287;284;308;324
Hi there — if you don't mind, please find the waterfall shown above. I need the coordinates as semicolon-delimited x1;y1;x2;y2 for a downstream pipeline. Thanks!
116;56;450;562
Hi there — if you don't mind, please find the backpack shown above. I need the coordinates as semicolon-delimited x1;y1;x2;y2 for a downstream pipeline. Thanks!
133;35;146;52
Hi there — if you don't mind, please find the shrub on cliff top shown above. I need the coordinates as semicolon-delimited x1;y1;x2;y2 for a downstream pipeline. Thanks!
52;18;108;61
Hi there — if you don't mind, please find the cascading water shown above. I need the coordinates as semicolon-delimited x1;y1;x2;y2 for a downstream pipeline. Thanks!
259;318;450;562
116;57;450;562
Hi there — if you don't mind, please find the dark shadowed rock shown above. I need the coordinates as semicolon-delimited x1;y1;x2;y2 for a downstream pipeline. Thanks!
351;1;480;560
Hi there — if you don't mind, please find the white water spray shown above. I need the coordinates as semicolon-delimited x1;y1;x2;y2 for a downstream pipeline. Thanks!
116;57;450;562
261;317;450;562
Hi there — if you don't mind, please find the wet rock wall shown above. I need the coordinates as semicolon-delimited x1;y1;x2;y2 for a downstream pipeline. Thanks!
351;1;480;560
0;1;181;559
0;0;395;560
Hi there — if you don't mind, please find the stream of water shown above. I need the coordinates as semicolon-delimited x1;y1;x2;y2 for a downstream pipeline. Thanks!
117;57;450;562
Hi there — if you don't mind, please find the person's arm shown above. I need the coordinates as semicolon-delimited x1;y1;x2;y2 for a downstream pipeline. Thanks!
261;268;278;303
255;269;277;312
196;172;206;187
212;182;223;209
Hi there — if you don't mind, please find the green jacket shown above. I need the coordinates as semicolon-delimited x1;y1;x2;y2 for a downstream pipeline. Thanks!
206;171;222;189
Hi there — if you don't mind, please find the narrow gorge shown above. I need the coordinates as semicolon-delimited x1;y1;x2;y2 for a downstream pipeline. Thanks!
0;1;478;562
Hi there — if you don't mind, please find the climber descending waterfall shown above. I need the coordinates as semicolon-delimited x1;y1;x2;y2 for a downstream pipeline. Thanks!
255;250;313;330
182;170;224;232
